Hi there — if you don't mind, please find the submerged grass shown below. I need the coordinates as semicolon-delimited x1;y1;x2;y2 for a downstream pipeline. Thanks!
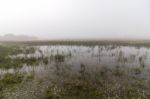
43;64;150;99
0;44;150;98
0;45;48;69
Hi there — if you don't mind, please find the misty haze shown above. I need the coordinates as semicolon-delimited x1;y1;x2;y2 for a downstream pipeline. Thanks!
0;34;37;41
0;0;150;99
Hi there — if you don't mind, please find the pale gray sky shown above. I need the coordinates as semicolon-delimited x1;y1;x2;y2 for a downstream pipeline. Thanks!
0;0;150;39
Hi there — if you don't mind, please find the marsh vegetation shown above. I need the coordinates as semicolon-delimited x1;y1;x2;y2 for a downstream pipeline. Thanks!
0;42;150;99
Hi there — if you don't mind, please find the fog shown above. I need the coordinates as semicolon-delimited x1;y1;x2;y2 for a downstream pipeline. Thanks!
0;0;150;40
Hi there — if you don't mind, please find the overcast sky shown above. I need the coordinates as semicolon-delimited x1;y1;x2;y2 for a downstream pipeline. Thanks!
0;0;150;39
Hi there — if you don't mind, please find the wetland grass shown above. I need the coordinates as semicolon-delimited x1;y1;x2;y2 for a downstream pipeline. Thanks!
0;72;34;98
0;44;150;98
43;63;150;99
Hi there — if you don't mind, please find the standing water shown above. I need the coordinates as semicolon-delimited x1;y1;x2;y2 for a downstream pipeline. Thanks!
1;45;150;99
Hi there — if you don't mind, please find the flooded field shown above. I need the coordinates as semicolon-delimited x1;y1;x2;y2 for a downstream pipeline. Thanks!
0;44;150;99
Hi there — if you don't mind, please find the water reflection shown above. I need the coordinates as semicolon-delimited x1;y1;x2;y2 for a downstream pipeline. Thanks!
2;45;150;76
2;45;150;98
